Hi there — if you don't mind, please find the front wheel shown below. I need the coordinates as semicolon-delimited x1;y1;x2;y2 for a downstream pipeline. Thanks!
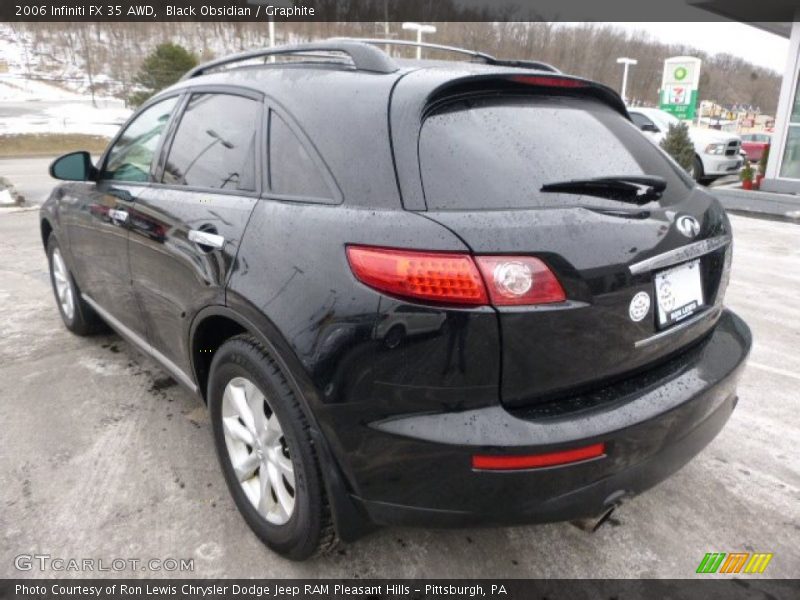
47;236;104;335
690;155;705;183
208;334;336;560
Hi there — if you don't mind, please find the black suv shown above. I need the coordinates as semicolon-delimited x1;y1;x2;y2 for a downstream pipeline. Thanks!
41;40;751;560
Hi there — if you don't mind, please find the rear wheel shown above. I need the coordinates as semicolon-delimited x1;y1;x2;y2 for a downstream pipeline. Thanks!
208;334;335;560
47;236;105;335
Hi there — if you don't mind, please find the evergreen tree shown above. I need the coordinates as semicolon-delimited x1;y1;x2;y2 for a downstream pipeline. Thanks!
660;122;695;172
129;43;197;107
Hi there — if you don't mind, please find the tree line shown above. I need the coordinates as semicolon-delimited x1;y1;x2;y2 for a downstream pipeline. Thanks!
3;21;782;114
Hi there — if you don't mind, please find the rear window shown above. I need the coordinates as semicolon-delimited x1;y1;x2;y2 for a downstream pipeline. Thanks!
419;95;692;210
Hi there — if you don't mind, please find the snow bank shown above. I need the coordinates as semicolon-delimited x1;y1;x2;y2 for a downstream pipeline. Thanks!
0;98;131;136
0;76;86;102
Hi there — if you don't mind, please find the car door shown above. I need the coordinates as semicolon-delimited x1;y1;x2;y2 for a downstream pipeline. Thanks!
128;90;264;379
61;95;180;335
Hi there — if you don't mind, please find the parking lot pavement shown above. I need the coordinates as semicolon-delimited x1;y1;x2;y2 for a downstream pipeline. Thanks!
0;208;798;579
0;157;57;206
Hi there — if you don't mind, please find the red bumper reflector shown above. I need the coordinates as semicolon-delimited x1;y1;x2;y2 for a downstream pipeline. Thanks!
472;443;606;471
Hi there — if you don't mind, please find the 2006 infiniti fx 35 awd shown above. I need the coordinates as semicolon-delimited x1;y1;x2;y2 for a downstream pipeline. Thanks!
41;40;751;560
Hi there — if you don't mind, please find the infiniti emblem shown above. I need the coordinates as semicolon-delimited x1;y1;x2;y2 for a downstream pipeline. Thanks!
676;215;700;238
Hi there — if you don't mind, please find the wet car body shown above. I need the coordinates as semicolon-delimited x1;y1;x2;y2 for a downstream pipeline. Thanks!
40;41;751;542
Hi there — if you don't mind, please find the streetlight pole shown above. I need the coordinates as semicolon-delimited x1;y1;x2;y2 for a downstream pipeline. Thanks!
247;0;293;50
402;22;437;59
616;57;638;105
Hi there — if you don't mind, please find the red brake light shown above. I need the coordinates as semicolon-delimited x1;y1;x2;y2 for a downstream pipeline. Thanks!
475;256;566;305
510;75;588;88
346;246;565;307
472;443;606;471
346;246;488;306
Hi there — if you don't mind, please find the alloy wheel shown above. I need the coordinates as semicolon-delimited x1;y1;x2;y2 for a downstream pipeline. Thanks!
52;248;75;321
221;376;296;525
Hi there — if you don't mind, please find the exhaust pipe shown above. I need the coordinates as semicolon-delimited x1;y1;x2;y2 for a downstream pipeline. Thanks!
570;505;616;533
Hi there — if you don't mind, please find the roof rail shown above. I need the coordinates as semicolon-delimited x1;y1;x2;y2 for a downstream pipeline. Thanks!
182;40;399;79
332;37;496;64
333;37;560;73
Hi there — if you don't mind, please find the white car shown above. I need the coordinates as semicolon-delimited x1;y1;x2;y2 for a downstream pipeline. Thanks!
628;107;743;183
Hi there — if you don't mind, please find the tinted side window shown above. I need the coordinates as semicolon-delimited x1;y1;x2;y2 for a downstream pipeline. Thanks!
419;95;693;211
269;111;332;200
104;97;178;182
162;93;260;191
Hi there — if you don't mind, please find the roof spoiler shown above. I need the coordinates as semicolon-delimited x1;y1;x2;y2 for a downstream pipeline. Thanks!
425;74;629;117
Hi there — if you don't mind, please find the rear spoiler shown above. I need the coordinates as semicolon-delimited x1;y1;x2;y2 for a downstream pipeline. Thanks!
424;73;629;118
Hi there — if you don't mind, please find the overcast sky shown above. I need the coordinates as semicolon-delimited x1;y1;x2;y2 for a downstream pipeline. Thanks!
611;22;790;73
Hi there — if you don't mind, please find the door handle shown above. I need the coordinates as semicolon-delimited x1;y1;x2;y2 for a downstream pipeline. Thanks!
109;208;128;223
188;229;225;250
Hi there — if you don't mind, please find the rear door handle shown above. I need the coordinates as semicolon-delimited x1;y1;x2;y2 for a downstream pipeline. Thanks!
188;229;225;250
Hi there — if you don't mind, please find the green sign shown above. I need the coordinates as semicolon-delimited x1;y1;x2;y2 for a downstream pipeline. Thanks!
660;57;701;121
660;88;699;120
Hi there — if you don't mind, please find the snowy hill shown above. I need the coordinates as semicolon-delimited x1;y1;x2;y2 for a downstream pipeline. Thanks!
0;24;131;137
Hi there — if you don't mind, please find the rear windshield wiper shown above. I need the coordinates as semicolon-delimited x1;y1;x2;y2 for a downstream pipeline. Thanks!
540;175;666;204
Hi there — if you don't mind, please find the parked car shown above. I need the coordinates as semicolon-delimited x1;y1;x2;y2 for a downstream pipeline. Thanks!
629;107;743;183
41;40;751;560
740;132;772;163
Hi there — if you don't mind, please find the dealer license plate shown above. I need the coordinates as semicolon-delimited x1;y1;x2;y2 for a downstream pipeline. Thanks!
654;259;704;328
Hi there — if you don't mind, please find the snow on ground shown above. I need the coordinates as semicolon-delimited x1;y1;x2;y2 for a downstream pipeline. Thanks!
0;96;131;137
0;73;131;136
0;75;86;102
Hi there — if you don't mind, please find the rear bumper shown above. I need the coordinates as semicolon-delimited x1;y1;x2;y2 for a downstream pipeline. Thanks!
353;309;751;527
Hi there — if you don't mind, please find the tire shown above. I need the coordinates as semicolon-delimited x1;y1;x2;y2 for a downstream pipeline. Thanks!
47;236;105;335
208;334;336;560
691;155;705;183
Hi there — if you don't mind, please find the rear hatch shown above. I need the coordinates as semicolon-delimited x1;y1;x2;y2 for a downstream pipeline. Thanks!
410;77;732;408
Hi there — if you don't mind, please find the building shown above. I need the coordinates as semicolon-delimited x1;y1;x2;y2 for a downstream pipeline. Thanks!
764;21;800;190
693;2;800;192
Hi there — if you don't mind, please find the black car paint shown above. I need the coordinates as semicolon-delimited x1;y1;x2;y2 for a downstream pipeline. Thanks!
40;57;751;541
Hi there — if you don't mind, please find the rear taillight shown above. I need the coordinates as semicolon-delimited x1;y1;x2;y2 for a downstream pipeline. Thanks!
346;246;488;306
475;256;566;306
346;246;564;307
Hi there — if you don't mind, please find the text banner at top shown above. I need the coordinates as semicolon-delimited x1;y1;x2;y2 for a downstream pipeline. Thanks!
2;0;799;23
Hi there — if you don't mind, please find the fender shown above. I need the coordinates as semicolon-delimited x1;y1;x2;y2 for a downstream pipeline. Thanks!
40;189;88;291
188;299;375;543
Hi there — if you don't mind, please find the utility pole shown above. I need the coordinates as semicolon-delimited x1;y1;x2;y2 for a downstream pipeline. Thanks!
384;0;390;55
402;22;437;59
616;57;638;105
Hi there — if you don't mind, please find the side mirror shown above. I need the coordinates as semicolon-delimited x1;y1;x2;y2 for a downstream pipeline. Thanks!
49;151;96;181
640;123;660;133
